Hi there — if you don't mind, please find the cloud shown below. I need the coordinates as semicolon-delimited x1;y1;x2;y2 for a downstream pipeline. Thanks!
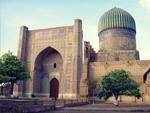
139;0;150;12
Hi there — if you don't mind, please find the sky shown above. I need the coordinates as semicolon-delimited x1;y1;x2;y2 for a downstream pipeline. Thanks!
0;0;150;60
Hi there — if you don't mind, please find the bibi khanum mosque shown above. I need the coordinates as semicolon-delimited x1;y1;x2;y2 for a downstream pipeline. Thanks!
14;7;150;102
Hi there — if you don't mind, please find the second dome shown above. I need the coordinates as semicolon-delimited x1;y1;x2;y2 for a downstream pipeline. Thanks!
98;7;136;34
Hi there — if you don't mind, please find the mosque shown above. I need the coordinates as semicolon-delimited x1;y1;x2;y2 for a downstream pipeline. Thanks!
14;7;150;102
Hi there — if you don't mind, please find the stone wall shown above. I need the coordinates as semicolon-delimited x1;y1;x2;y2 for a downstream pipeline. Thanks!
87;60;150;102
89;60;150;83
96;50;139;62
0;99;55;113
80;60;89;97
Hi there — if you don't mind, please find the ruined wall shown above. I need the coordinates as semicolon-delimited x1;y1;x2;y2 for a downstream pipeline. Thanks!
84;41;96;62
80;41;96;97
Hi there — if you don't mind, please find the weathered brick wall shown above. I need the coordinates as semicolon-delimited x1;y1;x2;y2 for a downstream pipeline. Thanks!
88;60;150;102
89;60;150;83
80;60;89;97
0;99;55;113
96;50;139;62
84;41;96;62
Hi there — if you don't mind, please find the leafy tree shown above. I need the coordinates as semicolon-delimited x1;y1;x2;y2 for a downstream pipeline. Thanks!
0;74;13;83
0;52;30;95
96;70;141;105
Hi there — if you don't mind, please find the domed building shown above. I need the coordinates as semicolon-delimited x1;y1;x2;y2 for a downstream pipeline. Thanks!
14;7;150;103
97;7;139;62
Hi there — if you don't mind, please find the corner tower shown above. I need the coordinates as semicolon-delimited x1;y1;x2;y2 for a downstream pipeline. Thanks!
97;7;139;61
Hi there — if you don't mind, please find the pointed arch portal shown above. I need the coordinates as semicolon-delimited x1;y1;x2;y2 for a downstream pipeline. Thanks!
33;47;62;98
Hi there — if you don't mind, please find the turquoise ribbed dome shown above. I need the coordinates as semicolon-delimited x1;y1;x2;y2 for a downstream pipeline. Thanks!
98;7;136;33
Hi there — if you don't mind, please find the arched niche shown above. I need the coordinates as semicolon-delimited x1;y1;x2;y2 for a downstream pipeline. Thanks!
33;47;63;97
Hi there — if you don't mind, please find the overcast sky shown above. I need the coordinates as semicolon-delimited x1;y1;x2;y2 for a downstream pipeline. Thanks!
0;0;150;60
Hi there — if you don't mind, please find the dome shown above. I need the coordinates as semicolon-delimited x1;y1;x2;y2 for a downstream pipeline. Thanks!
98;7;136;34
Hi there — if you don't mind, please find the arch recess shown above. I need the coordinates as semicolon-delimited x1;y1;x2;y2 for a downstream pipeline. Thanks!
33;47;63;97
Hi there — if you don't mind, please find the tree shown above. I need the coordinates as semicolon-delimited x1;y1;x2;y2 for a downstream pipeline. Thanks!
96;70;141;106
0;74;13;83
0;52;30;95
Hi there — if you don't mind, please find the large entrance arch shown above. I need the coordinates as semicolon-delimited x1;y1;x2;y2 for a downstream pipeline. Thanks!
50;78;59;99
33;47;63;97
